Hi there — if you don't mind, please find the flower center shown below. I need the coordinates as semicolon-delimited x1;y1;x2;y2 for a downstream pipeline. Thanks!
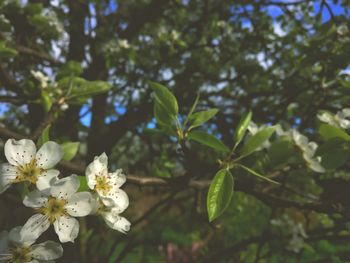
40;197;67;223
95;176;112;196
15;160;42;184
9;244;32;263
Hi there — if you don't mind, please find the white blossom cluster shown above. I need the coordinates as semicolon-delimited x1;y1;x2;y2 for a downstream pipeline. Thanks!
317;108;350;129
247;122;325;173
103;39;131;53
290;130;325;173
247;121;271;149
0;139;130;262
271;214;308;253
31;71;49;89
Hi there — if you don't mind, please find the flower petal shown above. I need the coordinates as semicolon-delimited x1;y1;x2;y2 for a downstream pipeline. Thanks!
53;216;79;243
100;188;129;212
21;214;50;241
85;153;108;190
292;130;308;148
0;163;17;194
4;139;36;166
23;190;48;209
65;192;93;217
50;175;79;198
36;169;59;191
108;169;126;188
29;241;63;260
103;213;131;233
36;141;63;169
8;226;37;246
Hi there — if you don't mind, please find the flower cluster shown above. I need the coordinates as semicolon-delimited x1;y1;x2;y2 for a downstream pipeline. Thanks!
291;130;325;173
0;139;130;261
86;153;131;233
317;108;350;129
271;214;308;253
31;70;49;89
0;226;63;263
247;123;325;173
247;121;271;149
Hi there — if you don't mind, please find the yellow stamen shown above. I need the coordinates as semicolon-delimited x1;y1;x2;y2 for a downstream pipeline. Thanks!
95;176;112;196
39;197;67;223
9;244;32;263
14;159;42;184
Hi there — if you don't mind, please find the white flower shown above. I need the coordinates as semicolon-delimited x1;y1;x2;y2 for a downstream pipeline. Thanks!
0;226;63;263
247;122;271;149
118;39;130;49
60;103;69;111
30;70;49;89
86;153;129;208
335;109;350;129
21;175;93;243
317;109;350;129
291;130;325;173
247;122;259;135
91;195;131;234
303;155;325;173
0;139;63;194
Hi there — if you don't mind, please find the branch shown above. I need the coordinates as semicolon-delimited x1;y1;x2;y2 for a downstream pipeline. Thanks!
15;45;61;66
263;0;307;6
0;125;24;140
0;96;29;105
30;103;60;141
0;126;346;214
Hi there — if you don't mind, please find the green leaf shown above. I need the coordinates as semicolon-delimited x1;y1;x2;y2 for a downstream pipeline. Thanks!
57;61;83;79
187;108;218;130
61;142;80;161
268;137;295;166
40;91;52;112
188;130;230;153
184;93;200;126
238;164;280;185
241;126;276;156
318;124;350;141
149;81;178;116
316;138;350;169
154;101;176;127
234;111;252;147
59;77;111;100
77;176;89;192
207;169;234;222
0;42;17;59
71;80;111;98
37;126;50;147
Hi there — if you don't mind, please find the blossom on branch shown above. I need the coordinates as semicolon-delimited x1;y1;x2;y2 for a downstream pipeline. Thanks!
21;175;93;243
317;108;350;129
86;153;129;207
0;226;63;263
291;130;325;173
86;153;130;233
91;195;131;233
0;139;63;194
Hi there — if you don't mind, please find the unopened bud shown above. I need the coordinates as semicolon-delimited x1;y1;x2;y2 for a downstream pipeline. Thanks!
60;103;69;111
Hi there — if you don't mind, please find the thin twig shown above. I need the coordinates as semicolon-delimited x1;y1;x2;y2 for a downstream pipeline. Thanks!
30;104;60;141
15;45;61;66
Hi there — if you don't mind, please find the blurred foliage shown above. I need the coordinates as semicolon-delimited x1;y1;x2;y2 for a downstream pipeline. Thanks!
1;0;350;262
